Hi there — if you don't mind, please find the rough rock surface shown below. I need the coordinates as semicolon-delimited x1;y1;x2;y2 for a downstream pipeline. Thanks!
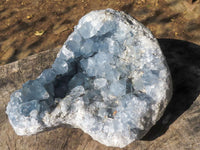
6;9;172;148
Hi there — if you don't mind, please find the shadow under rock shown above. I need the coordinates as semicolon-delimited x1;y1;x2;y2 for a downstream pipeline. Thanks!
142;39;200;140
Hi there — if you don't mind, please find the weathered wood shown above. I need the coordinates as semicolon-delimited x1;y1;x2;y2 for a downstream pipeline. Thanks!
0;40;200;150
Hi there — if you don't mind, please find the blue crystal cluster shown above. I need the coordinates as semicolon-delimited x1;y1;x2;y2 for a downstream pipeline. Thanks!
6;9;172;148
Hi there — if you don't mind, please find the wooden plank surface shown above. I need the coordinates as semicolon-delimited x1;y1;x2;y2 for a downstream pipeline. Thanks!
0;39;200;150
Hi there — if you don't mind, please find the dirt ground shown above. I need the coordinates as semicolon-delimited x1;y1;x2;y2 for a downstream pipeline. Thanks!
0;0;200;65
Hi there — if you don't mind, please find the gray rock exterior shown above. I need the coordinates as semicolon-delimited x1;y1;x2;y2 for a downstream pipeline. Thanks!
6;9;172;148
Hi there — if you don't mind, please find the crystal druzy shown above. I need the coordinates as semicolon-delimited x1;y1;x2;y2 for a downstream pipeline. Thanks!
6;9;172;148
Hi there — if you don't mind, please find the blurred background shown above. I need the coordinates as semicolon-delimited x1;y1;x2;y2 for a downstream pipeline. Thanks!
0;0;200;65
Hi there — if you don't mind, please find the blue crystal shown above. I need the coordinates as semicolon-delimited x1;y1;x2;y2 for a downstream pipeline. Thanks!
6;9;172;148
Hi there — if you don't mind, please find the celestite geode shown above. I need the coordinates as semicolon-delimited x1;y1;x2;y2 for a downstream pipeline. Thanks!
6;9;172;148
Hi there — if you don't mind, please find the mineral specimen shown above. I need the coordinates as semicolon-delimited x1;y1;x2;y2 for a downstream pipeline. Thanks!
6;9;172;148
